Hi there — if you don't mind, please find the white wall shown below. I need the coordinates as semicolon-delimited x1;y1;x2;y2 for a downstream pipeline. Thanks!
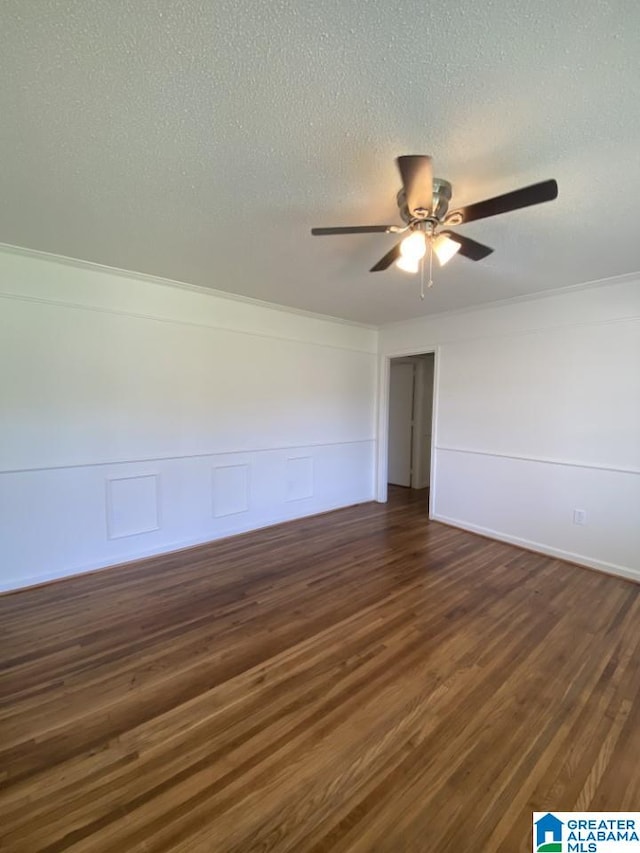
4;246;638;592
379;278;640;581
0;247;378;591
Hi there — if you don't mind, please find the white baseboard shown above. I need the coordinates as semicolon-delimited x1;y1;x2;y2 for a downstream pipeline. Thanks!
430;513;640;585
7;505;637;595
0;496;369;594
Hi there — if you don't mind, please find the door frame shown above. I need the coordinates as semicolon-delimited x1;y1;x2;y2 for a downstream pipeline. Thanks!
376;346;439;510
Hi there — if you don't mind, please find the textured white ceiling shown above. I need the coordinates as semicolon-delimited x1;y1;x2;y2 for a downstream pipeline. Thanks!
1;0;639;325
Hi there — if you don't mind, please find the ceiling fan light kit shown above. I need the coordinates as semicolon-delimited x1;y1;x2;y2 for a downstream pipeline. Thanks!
395;255;420;274
432;232;461;266
311;155;558;294
399;230;427;262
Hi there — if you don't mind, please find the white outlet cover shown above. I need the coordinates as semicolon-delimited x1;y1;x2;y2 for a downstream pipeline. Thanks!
573;509;587;526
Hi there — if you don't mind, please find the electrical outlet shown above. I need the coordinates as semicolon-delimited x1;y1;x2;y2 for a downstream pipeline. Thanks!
573;509;587;526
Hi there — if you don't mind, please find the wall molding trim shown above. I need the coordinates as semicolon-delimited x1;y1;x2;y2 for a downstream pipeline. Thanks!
431;513;640;585
0;241;376;332
0;438;376;477
434;445;640;477
380;270;640;331
0;290;377;356
382;312;640;356
2;242;638;336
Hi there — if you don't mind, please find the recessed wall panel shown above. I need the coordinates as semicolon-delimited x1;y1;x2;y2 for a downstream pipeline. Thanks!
212;464;249;517
106;474;159;539
286;456;313;502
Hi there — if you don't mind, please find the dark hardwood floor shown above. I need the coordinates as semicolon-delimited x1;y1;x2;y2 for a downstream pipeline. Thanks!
1;488;639;852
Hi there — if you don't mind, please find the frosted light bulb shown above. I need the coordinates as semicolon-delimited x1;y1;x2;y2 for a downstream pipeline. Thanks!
395;255;420;273
432;234;461;266
399;231;427;262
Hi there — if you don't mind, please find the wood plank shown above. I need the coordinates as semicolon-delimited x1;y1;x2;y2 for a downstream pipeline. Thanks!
0;488;638;852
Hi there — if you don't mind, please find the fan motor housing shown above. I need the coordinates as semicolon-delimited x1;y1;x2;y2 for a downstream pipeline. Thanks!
397;178;453;224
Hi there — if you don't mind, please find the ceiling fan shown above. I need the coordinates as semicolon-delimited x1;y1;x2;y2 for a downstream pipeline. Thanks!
311;155;558;277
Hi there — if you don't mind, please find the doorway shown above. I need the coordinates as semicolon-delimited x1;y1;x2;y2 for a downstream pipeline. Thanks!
386;353;435;504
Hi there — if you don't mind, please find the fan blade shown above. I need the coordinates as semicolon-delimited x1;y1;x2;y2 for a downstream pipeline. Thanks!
453;179;558;224
311;225;395;236
441;230;494;261
370;242;402;272
396;155;433;217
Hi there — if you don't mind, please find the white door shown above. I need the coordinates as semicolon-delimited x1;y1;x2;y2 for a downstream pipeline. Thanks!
388;362;414;486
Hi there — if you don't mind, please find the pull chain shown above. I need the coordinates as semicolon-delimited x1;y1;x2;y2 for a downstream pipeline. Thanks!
419;229;434;300
428;235;434;289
